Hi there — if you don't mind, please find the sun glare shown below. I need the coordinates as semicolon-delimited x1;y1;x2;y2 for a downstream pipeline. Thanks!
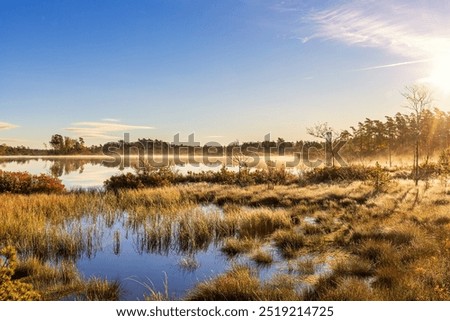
426;53;450;95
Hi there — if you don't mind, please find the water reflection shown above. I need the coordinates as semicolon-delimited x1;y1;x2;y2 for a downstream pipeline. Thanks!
0;157;110;174
0;158;131;189
73;205;229;300
0;157;315;300
0;157;240;189
52;203;288;300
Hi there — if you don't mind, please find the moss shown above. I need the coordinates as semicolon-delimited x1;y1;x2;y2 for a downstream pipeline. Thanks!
0;246;41;300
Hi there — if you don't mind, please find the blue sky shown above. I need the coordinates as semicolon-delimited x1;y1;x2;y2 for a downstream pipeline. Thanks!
1;0;450;148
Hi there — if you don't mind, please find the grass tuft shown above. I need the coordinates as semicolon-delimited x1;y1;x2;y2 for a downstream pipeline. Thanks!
272;229;305;259
221;238;255;257
251;249;274;266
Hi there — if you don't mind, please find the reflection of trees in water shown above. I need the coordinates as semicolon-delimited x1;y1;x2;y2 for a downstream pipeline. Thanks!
0;157;121;177
48;159;106;177
0;158;34;165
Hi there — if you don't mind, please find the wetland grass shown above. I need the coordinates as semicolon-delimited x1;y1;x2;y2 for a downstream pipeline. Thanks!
221;238;256;257
184;265;264;301
2;176;450;300
250;249;274;266
271;229;305;259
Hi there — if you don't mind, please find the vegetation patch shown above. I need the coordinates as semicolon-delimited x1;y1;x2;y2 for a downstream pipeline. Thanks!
0;170;65;194
251;249;274;266
2;173;450;301
221;238;255;257
272;229;305;259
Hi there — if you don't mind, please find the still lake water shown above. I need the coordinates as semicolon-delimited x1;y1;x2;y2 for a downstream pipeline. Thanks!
1;157;300;300
0;156;237;189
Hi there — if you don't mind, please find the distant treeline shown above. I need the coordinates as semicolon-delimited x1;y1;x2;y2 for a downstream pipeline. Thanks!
1;107;449;160
343;108;450;161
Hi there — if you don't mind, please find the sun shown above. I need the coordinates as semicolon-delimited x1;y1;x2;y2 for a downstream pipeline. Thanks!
426;53;450;95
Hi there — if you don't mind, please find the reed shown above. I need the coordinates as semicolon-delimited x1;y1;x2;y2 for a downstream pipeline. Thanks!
271;229;305;259
221;238;256;257
251;249;274;266
2;174;450;301
185;265;262;300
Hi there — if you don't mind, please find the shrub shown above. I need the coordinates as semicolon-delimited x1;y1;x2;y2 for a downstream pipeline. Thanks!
369;162;391;192
104;172;143;190
0;170;65;194
104;165;177;191
104;164;299;190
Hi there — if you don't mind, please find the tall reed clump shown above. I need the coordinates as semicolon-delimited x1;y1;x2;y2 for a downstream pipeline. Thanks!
0;192;111;262
222;207;292;239
136;207;222;255
177;211;216;253
115;187;193;216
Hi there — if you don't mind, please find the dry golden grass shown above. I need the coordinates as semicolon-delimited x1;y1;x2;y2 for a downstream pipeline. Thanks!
297;258;316;275
185;265;301;301
1;177;450;300
222;206;292;238
183;179;450;300
185;265;262;300
318;277;377;301
271;229;305;259
251;249;274;266
82;278;121;301
12;256;120;300
221;238;256;257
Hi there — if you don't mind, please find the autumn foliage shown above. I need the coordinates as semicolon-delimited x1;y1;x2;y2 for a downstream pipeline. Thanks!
0;170;65;194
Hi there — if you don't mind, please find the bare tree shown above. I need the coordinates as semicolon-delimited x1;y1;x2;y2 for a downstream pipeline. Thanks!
402;84;433;186
232;150;250;175
307;122;340;166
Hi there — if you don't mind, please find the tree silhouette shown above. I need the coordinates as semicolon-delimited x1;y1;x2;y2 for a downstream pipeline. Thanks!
307;122;340;166
402;85;433;185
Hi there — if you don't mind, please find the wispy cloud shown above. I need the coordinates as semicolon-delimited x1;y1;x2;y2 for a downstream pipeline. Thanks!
303;1;450;91
353;59;431;71
0;138;25;144
0;121;19;130
307;1;450;60
65;120;153;139
101;118;120;122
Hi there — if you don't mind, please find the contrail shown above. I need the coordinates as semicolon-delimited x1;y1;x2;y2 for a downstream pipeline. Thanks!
353;59;430;71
